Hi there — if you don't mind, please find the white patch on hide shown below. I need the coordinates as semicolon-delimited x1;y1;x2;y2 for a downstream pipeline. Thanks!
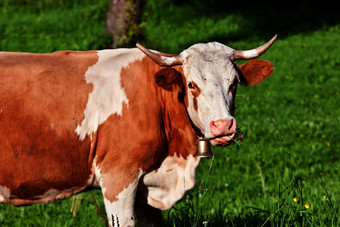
75;49;145;140
0;186;11;202
143;154;200;210
93;161;103;188
94;162;143;227
103;169;144;227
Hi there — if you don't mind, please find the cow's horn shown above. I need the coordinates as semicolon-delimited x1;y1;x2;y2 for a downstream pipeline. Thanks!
234;35;277;60
136;43;183;67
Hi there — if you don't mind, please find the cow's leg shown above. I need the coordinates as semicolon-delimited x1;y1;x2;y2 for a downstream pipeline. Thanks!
102;190;136;227
98;170;143;227
135;184;162;227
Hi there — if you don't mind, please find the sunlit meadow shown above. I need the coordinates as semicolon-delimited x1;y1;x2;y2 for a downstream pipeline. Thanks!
0;0;339;226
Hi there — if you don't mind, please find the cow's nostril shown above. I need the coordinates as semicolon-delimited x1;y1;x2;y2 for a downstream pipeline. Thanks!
228;119;235;131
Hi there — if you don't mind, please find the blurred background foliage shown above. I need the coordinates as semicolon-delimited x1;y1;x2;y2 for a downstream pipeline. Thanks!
0;0;339;226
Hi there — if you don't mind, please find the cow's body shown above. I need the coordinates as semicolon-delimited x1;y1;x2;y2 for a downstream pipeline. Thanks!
0;49;199;226
0;36;276;226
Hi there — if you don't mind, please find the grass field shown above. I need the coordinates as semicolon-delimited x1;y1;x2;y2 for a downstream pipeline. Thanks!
0;0;339;226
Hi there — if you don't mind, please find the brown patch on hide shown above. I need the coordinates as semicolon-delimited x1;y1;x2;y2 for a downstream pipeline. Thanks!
0;50;99;203
189;81;201;110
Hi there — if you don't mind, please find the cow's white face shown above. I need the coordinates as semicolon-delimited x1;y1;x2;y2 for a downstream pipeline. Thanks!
137;35;276;146
180;43;238;145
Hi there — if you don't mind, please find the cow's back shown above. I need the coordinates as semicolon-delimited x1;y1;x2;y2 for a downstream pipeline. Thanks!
0;51;98;203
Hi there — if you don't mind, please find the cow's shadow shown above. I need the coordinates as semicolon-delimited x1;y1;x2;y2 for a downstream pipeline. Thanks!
162;210;273;227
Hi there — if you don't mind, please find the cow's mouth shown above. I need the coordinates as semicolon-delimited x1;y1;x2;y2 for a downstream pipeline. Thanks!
211;134;235;146
201;126;243;147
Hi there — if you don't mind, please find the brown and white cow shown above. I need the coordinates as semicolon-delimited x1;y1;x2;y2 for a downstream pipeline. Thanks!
0;35;276;226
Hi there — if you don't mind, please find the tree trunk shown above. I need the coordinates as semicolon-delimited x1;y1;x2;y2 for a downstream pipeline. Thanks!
106;0;142;48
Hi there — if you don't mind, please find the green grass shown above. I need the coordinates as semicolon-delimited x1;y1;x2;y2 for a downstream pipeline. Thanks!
0;0;111;52
1;0;339;226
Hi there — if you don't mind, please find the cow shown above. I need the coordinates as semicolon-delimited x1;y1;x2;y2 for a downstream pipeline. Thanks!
0;35;276;226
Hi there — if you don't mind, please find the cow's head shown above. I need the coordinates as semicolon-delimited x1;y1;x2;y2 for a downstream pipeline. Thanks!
137;35;276;146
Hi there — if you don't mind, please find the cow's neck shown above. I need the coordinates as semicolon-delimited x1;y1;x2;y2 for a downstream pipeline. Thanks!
154;66;198;158
139;66;200;211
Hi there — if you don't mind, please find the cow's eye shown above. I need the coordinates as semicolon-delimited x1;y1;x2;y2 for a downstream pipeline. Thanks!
187;82;194;89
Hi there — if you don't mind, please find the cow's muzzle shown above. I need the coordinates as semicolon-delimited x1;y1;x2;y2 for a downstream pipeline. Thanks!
209;119;237;146
194;119;238;157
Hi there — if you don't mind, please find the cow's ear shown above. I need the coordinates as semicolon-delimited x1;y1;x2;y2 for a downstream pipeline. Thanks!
237;60;274;86
155;68;183;90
